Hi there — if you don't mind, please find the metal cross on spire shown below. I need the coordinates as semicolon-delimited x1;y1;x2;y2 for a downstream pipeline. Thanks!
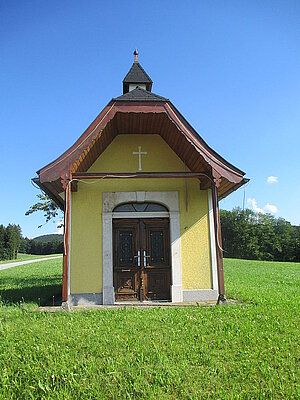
133;146;147;171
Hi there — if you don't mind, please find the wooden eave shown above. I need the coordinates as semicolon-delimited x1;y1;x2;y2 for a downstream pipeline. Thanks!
32;178;65;210
36;99;248;202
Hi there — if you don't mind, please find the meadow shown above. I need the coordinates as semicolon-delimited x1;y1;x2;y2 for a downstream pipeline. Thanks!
0;253;62;265
0;258;299;399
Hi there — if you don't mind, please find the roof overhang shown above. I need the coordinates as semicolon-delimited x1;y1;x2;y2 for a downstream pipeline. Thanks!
35;99;248;207
32;177;65;210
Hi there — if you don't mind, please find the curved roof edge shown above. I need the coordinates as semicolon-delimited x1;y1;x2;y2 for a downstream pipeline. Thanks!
36;98;248;201
164;101;245;177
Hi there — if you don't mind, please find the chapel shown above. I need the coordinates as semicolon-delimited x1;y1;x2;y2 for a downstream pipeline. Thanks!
34;50;248;306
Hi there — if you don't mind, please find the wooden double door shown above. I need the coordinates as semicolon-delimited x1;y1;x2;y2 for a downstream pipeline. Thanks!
113;218;171;301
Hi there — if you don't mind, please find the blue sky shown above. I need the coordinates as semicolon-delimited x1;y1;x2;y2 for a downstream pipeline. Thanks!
0;0;299;238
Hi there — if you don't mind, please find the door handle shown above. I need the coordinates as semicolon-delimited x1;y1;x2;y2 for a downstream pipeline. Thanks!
121;269;131;272
134;250;141;267
143;250;150;267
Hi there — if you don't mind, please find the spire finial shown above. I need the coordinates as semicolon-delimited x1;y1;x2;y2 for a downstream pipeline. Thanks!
134;49;138;63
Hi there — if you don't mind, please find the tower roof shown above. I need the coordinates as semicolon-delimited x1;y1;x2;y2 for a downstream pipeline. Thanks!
123;50;153;93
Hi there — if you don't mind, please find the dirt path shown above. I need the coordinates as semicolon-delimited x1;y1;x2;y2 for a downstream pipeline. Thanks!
0;256;62;271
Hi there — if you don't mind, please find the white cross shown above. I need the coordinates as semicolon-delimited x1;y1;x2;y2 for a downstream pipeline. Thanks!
133;146;147;171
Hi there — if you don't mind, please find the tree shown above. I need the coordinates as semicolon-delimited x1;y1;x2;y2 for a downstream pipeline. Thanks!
25;193;62;228
220;207;300;262
26;238;63;255
220;208;259;259
4;224;22;260
294;226;300;262
19;237;31;254
0;225;8;260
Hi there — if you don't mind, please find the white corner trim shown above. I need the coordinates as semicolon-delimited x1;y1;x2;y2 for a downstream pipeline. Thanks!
208;189;218;292
102;191;183;304
102;213;114;305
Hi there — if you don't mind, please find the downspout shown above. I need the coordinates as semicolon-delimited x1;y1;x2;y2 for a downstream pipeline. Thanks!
211;184;227;304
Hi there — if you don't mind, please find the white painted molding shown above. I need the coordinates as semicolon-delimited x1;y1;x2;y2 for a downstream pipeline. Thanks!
102;191;183;304
102;213;115;305
112;211;169;219
169;211;183;302
208;189;219;292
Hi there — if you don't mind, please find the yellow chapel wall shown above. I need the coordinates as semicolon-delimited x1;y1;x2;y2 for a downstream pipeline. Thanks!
70;134;213;294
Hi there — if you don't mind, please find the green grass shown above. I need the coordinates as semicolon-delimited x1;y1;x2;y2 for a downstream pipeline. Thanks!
0;258;299;399
0;253;62;264
0;258;62;305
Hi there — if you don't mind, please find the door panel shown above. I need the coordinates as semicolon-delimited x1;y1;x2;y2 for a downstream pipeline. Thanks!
146;270;170;300
113;218;171;301
142;219;171;300
113;219;139;301
115;271;138;300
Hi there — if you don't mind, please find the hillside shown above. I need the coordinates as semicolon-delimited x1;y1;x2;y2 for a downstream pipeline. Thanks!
32;234;63;243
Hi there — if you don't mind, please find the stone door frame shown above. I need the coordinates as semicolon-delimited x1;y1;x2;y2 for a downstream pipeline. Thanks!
102;191;183;304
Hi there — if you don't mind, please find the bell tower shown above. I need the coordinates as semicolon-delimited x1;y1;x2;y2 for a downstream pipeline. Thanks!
123;49;153;94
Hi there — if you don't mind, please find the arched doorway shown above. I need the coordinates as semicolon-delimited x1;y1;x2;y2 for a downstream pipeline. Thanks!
102;191;183;305
112;202;171;301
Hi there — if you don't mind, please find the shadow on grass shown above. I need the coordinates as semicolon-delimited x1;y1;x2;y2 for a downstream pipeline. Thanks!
0;284;62;306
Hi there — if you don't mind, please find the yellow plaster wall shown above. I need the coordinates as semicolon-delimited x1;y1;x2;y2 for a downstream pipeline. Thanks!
70;134;212;294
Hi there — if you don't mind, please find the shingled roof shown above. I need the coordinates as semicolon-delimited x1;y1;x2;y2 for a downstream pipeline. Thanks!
114;87;167;101
123;62;153;93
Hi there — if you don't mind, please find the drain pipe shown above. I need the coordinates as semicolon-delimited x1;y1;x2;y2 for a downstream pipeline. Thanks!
211;184;227;305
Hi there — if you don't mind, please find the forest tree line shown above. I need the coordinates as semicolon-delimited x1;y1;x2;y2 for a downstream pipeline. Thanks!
20;237;63;256
220;208;300;262
0;224;63;261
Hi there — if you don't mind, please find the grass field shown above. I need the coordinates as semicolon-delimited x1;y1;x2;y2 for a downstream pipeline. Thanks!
0;258;299;399
0;253;62;265
0;258;62;305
